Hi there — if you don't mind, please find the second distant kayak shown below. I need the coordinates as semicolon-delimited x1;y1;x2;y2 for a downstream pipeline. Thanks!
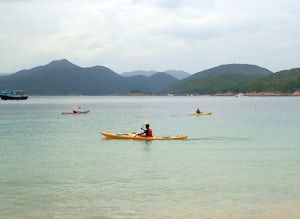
189;112;212;116
62;110;90;115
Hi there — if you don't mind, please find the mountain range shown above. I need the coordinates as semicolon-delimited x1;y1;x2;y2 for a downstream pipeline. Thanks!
0;59;178;95
121;70;190;80
0;59;299;95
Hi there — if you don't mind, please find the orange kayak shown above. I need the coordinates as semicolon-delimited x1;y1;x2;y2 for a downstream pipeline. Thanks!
100;131;188;140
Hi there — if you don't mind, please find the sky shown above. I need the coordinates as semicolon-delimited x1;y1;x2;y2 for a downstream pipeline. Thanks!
0;0;299;74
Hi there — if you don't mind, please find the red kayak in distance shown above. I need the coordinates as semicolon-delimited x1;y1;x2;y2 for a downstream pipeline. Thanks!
62;110;90;115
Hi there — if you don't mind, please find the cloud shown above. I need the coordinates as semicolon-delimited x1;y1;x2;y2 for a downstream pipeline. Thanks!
0;0;300;73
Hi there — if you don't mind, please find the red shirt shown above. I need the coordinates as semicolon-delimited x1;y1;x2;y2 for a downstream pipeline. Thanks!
147;128;153;137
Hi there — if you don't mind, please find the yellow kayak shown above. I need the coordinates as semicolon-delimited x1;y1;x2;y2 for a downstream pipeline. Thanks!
100;131;188;140
189;112;212;116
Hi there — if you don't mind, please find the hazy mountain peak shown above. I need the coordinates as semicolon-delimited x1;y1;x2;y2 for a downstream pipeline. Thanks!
122;70;157;77
48;59;79;68
164;70;190;79
122;70;190;79
190;63;273;80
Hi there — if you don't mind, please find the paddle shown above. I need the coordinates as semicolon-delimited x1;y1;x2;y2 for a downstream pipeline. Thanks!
130;120;148;137
141;120;148;130
127;120;148;137
137;120;149;137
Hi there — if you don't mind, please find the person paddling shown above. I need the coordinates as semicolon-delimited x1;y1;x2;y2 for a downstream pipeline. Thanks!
72;106;81;113
139;124;153;137
196;108;201;114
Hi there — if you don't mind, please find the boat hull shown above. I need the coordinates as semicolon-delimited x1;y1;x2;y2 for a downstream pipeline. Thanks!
189;112;212;116
62;110;90;115
0;90;28;100
0;95;28;100
101;131;188;140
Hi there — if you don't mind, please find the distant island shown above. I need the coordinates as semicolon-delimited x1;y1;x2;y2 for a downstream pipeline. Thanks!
0;59;299;96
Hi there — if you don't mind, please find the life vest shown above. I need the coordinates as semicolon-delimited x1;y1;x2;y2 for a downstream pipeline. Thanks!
147;128;153;137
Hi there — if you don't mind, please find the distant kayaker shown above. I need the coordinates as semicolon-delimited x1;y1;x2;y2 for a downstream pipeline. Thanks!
139;124;153;137
196;108;201;114
72;107;81;113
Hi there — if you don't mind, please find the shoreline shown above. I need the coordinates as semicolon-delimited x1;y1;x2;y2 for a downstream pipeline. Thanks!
127;92;300;97
125;90;300;96
215;91;300;96
6;92;300;97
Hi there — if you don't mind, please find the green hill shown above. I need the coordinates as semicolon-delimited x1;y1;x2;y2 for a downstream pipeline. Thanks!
167;64;273;94
231;68;300;94
187;64;272;80
0;59;178;95
0;59;127;95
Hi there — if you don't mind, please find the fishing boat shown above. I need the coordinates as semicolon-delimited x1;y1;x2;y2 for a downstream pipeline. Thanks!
101;131;188;140
0;90;28;100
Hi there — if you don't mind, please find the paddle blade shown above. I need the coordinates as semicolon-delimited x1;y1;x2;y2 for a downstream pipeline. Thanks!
141;120;148;129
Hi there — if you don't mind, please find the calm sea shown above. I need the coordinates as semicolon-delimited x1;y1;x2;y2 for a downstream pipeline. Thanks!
1;96;300;219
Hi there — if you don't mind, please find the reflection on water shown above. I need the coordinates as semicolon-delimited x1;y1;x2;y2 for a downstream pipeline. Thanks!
188;136;251;141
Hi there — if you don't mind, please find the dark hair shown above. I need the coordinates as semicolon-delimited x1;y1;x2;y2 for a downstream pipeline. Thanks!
145;124;150;128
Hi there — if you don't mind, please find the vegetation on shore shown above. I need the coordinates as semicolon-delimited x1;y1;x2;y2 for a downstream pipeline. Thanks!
230;68;300;94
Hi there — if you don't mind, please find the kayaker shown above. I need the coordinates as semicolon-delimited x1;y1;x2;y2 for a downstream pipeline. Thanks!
139;124;153;137
72;107;81;113
196;108;201;114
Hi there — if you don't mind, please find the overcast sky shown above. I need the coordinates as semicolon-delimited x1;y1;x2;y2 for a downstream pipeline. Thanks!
0;0;299;74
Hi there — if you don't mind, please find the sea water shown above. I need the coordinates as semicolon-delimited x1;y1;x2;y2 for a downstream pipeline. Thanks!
0;96;300;218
